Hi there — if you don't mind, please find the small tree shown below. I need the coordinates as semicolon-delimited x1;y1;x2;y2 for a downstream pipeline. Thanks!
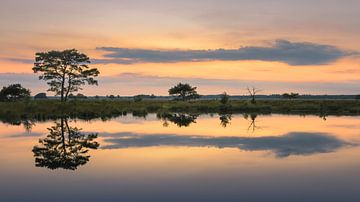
220;92;230;105
0;84;30;102
282;93;300;99
168;83;200;101
247;87;261;104
34;93;47;99
133;95;143;102
33;49;100;102
68;93;76;99
76;93;87;99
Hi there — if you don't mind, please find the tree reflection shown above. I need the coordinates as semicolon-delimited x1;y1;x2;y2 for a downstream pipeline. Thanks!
219;114;232;128
22;119;36;133
32;117;99;170
0;116;36;133
244;113;260;132
157;113;198;127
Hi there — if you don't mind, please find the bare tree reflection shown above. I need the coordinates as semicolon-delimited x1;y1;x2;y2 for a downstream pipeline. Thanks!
32;117;99;170
157;113;198;127
244;113;260;132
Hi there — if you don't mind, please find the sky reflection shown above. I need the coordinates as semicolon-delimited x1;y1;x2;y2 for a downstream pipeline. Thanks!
102;132;353;157
1;114;360;202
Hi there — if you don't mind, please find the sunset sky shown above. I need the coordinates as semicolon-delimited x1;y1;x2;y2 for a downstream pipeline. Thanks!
0;0;359;96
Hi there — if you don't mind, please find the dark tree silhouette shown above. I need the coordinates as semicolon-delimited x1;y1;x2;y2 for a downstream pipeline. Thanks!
34;93;47;99
219;114;232;128
220;92;230;105
0;84;30;102
33;49;100;102
32;118;99;170
247;87;261;104
168;83;200;101
133;95;143;102
282;93;300;99
157;113;198;127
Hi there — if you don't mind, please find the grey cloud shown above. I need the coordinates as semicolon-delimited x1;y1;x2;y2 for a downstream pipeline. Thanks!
3;58;34;64
101;132;353;157
3;40;355;66
5;132;43;138
96;40;355;65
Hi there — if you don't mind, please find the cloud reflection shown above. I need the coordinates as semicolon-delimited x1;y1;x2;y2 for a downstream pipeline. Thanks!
102;132;353;157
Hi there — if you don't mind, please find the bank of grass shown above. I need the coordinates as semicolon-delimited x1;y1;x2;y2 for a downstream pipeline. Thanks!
0;99;359;122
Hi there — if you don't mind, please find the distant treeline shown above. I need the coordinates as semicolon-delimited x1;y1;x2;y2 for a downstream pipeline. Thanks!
37;94;360;100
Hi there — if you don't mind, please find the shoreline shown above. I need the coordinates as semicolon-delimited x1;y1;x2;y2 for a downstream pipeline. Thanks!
1;100;359;122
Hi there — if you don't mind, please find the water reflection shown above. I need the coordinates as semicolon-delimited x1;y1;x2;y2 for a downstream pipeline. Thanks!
32;117;99;170
219;114;232;128
157;113;198;127
1;114;360;202
102;132;353;157
1;117;36;133
244;113;260;132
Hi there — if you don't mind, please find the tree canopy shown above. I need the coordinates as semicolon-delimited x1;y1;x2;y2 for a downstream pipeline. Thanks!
282;93;300;99
220;92;230;105
0;84;30;102
168;83;200;101
33;49;100;102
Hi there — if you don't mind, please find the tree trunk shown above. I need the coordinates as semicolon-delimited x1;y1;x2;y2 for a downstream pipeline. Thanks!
60;118;67;155
181;91;186;101
64;119;72;141
60;71;66;102
64;76;72;102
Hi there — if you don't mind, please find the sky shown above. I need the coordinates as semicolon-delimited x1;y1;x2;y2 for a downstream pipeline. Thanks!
0;0;359;96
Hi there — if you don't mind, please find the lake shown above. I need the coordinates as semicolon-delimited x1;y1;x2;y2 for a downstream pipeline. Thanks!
1;114;359;202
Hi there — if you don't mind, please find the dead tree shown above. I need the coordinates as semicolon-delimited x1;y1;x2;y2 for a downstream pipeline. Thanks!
247;87;261;104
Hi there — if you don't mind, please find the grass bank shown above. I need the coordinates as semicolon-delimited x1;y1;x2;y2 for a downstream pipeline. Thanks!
1;99;359;123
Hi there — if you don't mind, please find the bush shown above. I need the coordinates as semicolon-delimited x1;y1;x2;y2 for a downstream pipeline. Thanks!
34;93;47;99
0;84;30;102
133;95;143;102
220;92;230;105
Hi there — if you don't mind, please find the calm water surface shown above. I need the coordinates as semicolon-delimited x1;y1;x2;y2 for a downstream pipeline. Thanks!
0;114;359;202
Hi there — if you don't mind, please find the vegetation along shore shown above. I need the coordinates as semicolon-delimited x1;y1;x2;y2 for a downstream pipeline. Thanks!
1;99;359;123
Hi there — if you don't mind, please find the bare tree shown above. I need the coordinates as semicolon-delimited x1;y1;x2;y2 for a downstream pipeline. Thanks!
247;87;261;104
